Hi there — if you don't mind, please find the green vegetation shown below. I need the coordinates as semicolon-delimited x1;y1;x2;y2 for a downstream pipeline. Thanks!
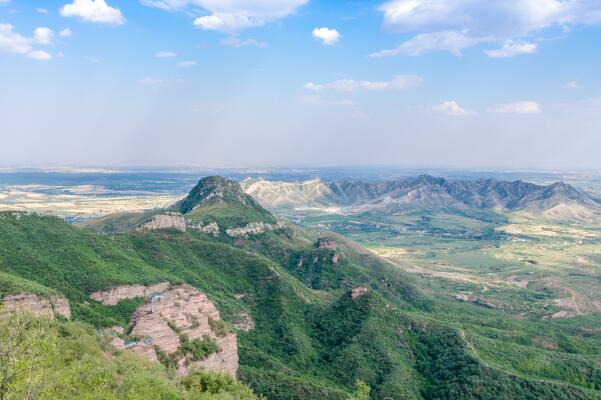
0;312;259;400
181;335;220;361
3;175;601;400
176;176;276;227
209;317;231;337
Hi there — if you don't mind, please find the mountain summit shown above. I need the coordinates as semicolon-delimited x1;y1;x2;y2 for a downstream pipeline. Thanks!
174;176;276;226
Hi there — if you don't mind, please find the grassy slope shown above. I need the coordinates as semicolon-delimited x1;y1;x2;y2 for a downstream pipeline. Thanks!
1;212;601;399
0;312;259;400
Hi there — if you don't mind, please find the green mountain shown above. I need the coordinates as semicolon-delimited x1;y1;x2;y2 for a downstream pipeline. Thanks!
174;176;277;225
2;178;601;399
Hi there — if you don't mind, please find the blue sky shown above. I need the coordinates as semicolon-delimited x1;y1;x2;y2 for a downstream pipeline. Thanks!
1;0;600;169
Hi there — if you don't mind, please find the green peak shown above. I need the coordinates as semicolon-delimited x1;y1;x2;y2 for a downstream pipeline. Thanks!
175;176;276;226
178;176;257;214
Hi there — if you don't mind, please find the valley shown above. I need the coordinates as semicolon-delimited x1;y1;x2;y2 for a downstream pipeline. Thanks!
2;172;601;399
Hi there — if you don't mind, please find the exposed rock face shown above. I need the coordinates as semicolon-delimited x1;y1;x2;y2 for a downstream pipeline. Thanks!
226;221;284;237
351;287;369;299
316;238;337;250
138;213;187;232
137;214;220;236
90;282;170;306
2;293;71;320
51;296;72;319
100;284;238;378
232;311;255;332
187;221;220;236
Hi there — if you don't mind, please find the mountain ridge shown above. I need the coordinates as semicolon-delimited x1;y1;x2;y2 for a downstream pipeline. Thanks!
242;175;601;220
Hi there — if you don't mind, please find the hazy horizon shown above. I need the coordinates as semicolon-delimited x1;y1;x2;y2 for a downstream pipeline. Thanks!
2;0;600;169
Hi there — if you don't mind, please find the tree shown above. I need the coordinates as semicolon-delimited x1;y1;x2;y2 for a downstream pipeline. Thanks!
0;312;54;400
348;380;370;400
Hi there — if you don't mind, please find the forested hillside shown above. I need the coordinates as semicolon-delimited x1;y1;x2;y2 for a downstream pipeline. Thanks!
1;177;601;399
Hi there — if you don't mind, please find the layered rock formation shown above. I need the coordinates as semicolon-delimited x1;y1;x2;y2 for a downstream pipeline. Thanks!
138;213;187;232
98;284;238;378
226;221;284;237
2;293;71;319
137;214;220;236
90;282;170;305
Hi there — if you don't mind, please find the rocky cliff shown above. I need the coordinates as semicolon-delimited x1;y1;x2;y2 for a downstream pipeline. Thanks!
2;293;71;319
99;284;238;378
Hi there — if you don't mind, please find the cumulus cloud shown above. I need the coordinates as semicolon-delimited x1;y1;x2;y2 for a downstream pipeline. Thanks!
312;27;341;45
0;23;32;54
435;101;468;116
489;101;542;114
27;50;52;60
485;40;537;57
33;27;53;44
304;75;423;92
155;51;177;58
375;0;601;56
60;0;125;25
0;23;55;61
59;28;72;37
142;0;307;32
220;36;267;48
37;8;49;14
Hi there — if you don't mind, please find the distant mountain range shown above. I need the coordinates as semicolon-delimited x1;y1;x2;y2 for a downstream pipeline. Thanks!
242;175;601;220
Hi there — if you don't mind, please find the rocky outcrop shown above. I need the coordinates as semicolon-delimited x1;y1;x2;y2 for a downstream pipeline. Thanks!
90;282;170;306
137;214;220;236
316;238;337;250
351;287;369;299
455;293;500;309
138;213;187;232
187;221;220;236
232;311;255;332
2;293;71;319
226;221;284;237
101;284;238;378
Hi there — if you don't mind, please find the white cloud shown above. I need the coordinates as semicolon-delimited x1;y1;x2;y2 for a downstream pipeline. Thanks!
142;0;307;32
55;51;65;58
304;75;423;92
59;28;73;37
0;0;11;3
33;27;54;44
84;56;100;63
312;27;341;45
155;51;177;58
435;101;468;116
375;0;601;56
489;101;542;114
177;60;197;67
27;50;52;60
485;40;537;57
37;8;49;14
0;23;55;61
371;30;483;57
220;36;267;48
0;23;31;54
565;81;579;89
60;0;125;25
